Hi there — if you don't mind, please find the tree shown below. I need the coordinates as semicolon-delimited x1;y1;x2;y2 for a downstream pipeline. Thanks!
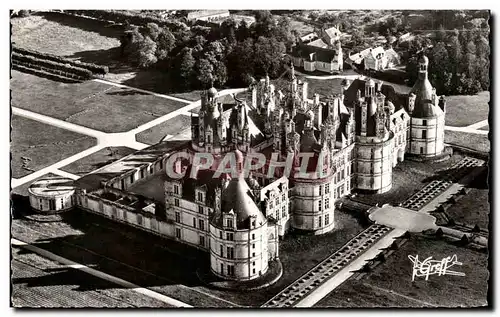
196;58;215;88
156;28;176;60
136;37;158;68
253;36;286;77
212;60;228;87
174;48;195;90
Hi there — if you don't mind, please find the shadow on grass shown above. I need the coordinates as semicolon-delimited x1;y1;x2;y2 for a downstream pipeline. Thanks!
421;165;488;189
105;89;149;96
35;11;124;39
12;206;210;291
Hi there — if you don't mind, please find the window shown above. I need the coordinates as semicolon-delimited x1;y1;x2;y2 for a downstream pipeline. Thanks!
174;198;179;207
130;174;134;183
219;231;223;239
198;206;203;214
252;261;255;266
325;183;330;194
227;247;234;259
275;198;279;206
252;220;256;227
227;218;234;228
422;130;427;139
121;179;125;190
159;160;163;170
199;235;205;246
193;217;196;228
220;245;224;257
420;147;424;154
220;263;224;274
319;185;323;195
282;193;286;202
226;232;234;241
325;197;330;209
175;212;180;222
175;228;181;239
252;234;255;240
325;214;330;225
253;268;256;274
197;192;203;202
150;166;154;174
318;216;322;227
49;199;55;210
252;252;255;257
318;200;322;211
422;120;427;126
282;206;286;218
228;265;234;276
140;169;145;178
174;185;179;195
199;219;205;231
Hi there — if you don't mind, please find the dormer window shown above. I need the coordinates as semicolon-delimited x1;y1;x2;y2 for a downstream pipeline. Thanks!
227;218;233;228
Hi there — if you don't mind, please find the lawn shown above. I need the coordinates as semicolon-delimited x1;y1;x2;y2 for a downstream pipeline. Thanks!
445;130;490;153
352;153;465;206
11;13;121;63
60;146;136;176
136;115;192;145
11;247;171;308
444;92;490;127
10;115;97;179
445;168;490;229
315;235;489;307
170;90;204;102
11;70;188;133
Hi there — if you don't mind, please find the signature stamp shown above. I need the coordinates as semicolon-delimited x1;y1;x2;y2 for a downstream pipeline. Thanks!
408;254;466;281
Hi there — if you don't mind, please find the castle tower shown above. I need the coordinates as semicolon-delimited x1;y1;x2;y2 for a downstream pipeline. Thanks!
407;54;446;158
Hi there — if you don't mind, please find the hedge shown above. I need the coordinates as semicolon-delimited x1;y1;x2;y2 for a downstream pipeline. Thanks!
12;52;93;79
12;46;109;75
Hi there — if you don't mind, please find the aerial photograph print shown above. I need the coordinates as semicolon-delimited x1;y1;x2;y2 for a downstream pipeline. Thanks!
10;8;491;308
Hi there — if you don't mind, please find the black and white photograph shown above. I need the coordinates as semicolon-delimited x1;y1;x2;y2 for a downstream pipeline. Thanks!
9;7;492;309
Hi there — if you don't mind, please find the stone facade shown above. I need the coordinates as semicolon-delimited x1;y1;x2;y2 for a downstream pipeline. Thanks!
67;52;446;283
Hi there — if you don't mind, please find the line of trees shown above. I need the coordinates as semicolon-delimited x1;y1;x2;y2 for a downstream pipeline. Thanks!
120;11;296;91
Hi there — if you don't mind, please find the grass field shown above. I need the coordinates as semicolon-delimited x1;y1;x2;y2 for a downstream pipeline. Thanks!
170;90;204;102
445;168;490;228
11;13;121;62
315;235;489;308
11;247;171;308
11;71;188;133
60;146;136;176
353;153;465;206
12;208;366;307
445;130;490;153
136;115;192;145
444;92;490;127
11;115;97;178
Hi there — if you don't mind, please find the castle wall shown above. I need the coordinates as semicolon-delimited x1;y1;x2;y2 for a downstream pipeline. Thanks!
409;114;445;157
354;134;394;193
209;223;269;280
